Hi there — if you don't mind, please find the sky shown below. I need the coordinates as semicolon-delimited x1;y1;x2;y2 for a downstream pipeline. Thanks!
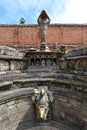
0;0;87;24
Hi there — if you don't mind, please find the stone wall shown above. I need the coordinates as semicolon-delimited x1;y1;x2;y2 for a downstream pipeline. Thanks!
0;59;25;72
0;88;34;130
0;87;87;130
0;45;86;130
51;87;87;130
59;47;87;72
59;58;87;72
0;46;27;72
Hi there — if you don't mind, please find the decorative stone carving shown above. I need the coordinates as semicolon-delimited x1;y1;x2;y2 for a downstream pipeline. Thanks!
32;87;53;121
37;10;50;51
41;59;45;67
47;59;51;66
75;60;86;71
0;60;9;71
59;61;67;70
68;61;75;70
53;42;58;51
0;46;19;56
10;61;22;70
78;60;86;71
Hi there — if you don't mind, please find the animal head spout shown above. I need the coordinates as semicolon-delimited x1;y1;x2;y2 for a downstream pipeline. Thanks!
38;105;46;119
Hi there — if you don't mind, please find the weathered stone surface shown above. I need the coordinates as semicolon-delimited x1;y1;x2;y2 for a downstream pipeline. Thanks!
0;94;34;130
0;46;19;57
0;11;87;130
0;81;13;88
0;87;86;130
0;60;9;71
66;46;87;57
0;47;86;130
0;71;6;75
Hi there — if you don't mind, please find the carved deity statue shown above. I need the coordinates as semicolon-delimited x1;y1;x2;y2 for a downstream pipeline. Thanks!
32;88;53;120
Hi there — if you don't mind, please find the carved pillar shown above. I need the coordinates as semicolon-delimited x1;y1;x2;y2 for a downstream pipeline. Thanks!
37;10;50;51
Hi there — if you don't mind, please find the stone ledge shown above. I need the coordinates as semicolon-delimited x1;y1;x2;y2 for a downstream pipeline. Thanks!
0;86;86;105
66;55;87;59
0;81;13;88
14;78;87;88
50;87;87;102
0;54;27;60
7;120;79;130
0;88;33;104
0;70;23;76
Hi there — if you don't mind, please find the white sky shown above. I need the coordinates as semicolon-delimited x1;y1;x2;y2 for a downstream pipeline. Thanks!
0;0;87;24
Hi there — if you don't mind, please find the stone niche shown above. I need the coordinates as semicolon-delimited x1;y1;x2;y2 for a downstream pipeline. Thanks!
10;61;24;70
0;60;9;71
0;60;24;71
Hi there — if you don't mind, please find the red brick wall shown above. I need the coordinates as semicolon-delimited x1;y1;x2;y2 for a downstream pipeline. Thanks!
0;24;87;46
0;25;39;45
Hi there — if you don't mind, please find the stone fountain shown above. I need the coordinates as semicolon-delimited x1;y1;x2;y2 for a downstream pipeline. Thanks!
0;10;87;130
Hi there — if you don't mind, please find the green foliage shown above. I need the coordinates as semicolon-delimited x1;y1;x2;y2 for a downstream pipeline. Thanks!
60;45;66;54
20;17;25;24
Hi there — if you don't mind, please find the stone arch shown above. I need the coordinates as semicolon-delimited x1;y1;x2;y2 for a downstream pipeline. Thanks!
53;58;57;66
41;58;46;67
35;58;40;66
75;60;86;71
67;61;75;70
58;61;67;70
30;58;35;66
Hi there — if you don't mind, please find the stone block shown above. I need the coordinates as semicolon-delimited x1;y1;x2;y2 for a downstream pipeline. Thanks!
0;71;6;75
6;71;15;75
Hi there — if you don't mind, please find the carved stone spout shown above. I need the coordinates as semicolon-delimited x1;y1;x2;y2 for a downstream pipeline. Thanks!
32;87;53;121
38;105;48;120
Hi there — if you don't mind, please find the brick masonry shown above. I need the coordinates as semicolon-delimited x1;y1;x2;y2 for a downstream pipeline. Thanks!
0;24;87;46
